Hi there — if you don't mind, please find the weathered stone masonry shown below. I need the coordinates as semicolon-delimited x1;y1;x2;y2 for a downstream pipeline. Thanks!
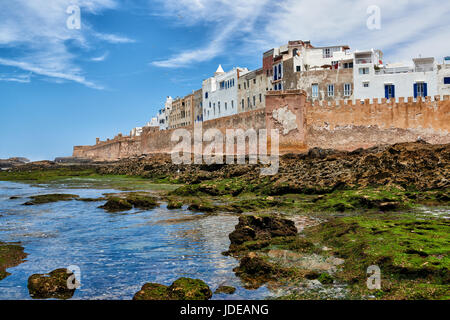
73;91;450;160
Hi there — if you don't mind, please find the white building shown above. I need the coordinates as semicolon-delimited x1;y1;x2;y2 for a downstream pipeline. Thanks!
437;57;450;96
353;50;438;101
145;117;158;127
202;65;249;121
293;44;354;72
157;96;173;130
130;127;143;137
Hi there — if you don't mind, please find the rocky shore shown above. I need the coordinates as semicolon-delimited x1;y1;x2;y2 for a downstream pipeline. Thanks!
0;141;448;300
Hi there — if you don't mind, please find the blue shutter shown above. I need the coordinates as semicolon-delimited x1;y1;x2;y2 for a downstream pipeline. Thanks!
413;83;418;98
384;85;389;99
392;85;395;98
423;83;428;97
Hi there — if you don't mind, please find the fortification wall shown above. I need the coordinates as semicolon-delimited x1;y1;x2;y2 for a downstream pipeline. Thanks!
306;96;450;150
73;92;450;160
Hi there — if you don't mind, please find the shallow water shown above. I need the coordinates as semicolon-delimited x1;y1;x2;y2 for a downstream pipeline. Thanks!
0;181;269;300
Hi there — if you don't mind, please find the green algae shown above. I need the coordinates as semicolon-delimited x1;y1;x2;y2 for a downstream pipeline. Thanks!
22;193;79;205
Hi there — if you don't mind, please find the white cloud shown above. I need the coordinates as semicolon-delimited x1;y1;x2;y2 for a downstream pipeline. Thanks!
0;0;133;88
0;73;31;83
91;51;109;62
151;0;450;68
91;31;136;44
150;0;270;68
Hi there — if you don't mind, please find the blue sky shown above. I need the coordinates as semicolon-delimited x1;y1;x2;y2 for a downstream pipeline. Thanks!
1;0;449;160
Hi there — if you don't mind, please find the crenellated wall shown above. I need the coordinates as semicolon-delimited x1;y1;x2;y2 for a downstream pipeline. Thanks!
73;92;450;160
306;95;450;150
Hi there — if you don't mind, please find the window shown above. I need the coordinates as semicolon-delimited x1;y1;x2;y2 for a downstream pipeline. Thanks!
344;83;352;96
244;82;246;89
444;77;450;84
241;99;244;107
225;102;227;110
323;48;331;58
363;82;369;88
296;65;301;72
312;84;319;98
327;84;334;97
231;100;234;109
247;97;250;108
343;62;353;69
205;92;208;99
259;94;262;103
414;82;427;98
385;84;395;99
253;96;256;106
273;66;278;80
253;79;256;84
218;102;220;114
359;67;369;75
238;84;241;89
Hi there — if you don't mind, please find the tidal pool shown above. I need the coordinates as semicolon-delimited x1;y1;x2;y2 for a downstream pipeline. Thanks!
0;181;269;300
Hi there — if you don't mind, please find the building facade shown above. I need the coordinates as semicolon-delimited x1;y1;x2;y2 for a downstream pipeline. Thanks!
353;51;438;101
437;59;450;96
202;65;249;121
193;88;203;123
168;94;194;129
237;68;267;113
157;96;173;130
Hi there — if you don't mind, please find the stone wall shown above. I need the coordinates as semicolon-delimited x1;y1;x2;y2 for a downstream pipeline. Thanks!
306;95;450;150
73;92;450;159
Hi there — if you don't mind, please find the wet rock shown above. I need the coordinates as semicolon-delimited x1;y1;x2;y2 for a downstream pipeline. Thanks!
167;200;183;209
214;285;236;295
27;268;76;299
133;277;212;300
23;194;79;205
133;283;172;300
125;194;158;209
187;202;217;213
235;253;274;276
0;242;27;281
99;197;133;212
169;277;213;300
9;196;20;200
229;215;297;249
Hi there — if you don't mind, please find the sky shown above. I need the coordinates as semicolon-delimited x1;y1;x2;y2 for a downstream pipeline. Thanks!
0;0;449;160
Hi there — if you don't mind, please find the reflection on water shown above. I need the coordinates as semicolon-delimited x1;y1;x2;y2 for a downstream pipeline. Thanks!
0;181;269;300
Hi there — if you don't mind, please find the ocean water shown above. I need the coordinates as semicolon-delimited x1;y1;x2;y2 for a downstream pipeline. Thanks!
0;181;269;300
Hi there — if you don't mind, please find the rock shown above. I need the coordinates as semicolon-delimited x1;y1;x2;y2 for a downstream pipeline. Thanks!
28;268;77;299
125;194;158;209
229;215;297;248
169;277;212;300
22;194;79;205
235;253;274;276
214;285;236;295
188;202;217;213
0;242;27;281
99;198;133;212
133;283;172;300
167;200;183;209
133;277;212;301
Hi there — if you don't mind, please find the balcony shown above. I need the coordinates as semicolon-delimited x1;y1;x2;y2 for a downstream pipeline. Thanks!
355;58;372;64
